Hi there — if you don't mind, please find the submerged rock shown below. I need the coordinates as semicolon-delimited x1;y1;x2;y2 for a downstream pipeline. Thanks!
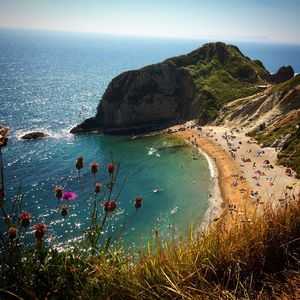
21;132;48;140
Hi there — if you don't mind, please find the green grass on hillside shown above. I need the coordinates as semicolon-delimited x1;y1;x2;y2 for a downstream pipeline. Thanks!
277;126;300;178
193;69;261;104
269;74;300;94
249;114;300;177
165;42;270;123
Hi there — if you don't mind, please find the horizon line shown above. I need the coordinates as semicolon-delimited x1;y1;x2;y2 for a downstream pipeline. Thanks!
1;25;300;46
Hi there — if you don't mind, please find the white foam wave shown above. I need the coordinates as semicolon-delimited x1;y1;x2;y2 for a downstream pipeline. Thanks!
195;146;223;230
14;127;74;141
197;147;215;178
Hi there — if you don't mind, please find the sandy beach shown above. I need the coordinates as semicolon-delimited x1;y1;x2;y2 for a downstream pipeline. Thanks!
171;124;300;226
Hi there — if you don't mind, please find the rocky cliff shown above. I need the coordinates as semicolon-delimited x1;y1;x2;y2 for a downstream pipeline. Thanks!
215;74;300;176
71;42;293;134
71;63;194;134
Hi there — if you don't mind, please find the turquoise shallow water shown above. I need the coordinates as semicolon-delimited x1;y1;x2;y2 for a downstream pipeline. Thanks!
1;29;300;250
2;132;212;250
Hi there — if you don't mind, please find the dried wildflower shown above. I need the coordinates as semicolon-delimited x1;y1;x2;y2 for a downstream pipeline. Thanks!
8;227;17;239
89;162;99;174
104;200;117;212
135;196;142;209
61;191;77;201
76;156;83;170
95;183;102;193
55;186;63;199
61;205;68;217
110;200;117;211
107;163;115;174
0;127;8;147
20;211;31;228
33;223;47;242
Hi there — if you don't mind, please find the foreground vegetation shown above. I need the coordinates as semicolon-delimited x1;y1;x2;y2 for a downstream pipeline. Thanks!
1;128;300;299
1;193;300;299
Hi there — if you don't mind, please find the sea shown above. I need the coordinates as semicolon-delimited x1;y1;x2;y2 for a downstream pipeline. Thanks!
0;28;300;251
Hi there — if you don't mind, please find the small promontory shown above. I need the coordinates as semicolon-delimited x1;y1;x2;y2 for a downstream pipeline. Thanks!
71;42;293;134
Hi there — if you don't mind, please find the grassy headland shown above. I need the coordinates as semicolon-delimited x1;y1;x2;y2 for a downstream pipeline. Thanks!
165;42;270;123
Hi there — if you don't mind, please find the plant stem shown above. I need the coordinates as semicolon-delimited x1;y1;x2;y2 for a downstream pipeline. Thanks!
0;148;10;226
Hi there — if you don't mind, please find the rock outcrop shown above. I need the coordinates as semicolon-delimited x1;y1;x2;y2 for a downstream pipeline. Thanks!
21;132;48;140
0;127;8;147
71;64;194;134
71;42;294;134
215;74;300;176
215;74;300;132
271;66;294;84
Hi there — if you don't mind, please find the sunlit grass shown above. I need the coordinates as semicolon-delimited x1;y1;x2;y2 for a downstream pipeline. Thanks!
1;194;299;299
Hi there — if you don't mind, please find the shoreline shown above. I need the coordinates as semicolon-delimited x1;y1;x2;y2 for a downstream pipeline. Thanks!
170;123;300;228
171;126;246;227
196;145;223;227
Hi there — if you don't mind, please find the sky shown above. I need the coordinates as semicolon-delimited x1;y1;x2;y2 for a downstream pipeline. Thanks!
0;0;299;43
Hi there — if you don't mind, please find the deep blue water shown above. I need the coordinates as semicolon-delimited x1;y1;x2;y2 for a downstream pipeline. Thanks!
0;28;299;250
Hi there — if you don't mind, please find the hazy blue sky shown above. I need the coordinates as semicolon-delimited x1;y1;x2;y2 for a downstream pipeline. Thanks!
0;0;299;43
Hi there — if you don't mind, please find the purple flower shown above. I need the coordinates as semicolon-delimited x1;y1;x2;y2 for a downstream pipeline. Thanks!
61;191;78;201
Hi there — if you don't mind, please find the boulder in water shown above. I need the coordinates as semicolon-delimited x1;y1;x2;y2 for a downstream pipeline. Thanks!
21;132;48;140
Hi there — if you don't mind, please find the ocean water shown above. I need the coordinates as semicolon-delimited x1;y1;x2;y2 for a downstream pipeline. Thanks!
1;28;300;250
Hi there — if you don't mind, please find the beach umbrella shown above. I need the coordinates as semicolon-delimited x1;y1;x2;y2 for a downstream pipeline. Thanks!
263;160;270;164
254;170;261;175
268;182;274;186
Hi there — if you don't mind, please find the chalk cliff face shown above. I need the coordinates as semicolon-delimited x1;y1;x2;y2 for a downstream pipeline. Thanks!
100;64;195;132
215;74;300;176
215;75;300;132
71;42;294;134
71;64;194;134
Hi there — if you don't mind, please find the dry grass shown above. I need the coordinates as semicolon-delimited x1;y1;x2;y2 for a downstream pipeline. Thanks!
70;196;300;300
1;195;300;299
